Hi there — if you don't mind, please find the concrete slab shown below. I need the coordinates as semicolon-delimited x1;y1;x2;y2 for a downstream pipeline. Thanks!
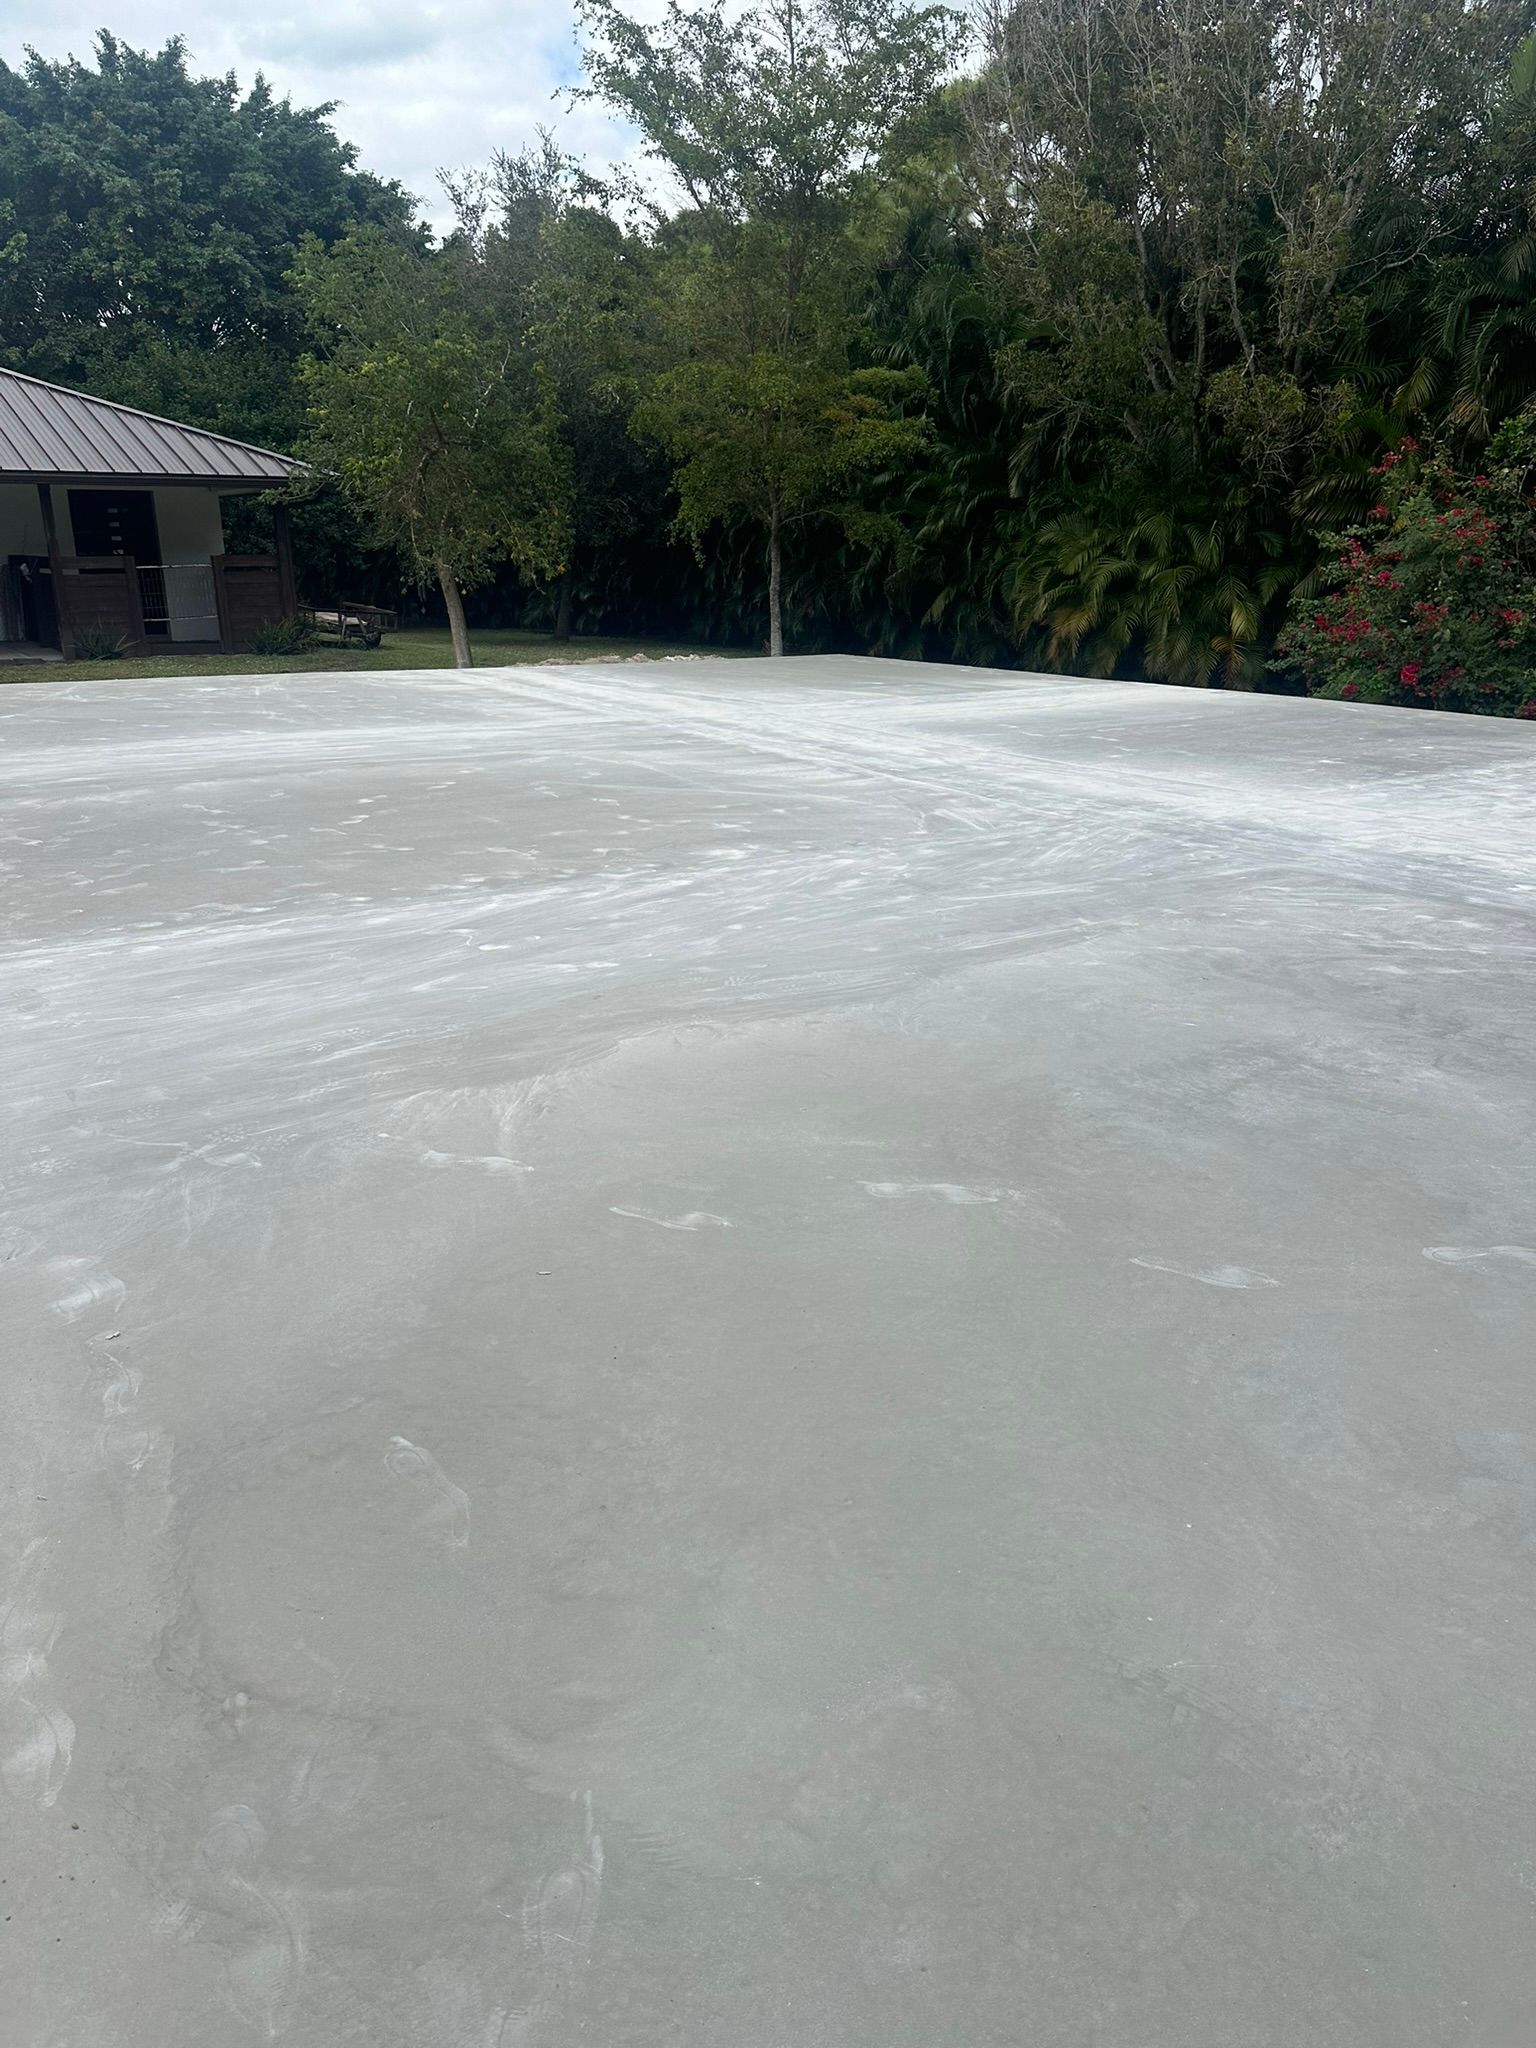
4;657;1535;2046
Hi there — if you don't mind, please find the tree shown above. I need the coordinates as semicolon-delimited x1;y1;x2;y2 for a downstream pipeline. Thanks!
634;343;928;652
294;229;566;666
449;138;661;641
578;0;957;652
0;33;416;403
1408;32;1536;443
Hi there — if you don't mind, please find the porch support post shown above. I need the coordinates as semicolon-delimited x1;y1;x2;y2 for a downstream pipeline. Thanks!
272;502;298;618
211;555;234;654
122;556;149;652
37;481;67;653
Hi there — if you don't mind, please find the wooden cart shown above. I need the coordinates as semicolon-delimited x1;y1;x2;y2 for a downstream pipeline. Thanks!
306;600;398;649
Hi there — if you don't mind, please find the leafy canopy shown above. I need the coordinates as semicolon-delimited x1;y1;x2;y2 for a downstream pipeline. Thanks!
294;230;565;594
579;0;956;647
636;353;930;545
0;32;417;402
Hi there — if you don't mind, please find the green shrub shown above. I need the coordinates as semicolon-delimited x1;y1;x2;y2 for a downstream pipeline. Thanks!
248;615;318;655
1275;417;1536;717
69;626;130;661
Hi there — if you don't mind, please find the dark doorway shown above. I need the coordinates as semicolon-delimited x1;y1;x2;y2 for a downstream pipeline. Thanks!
67;489;161;564
4;557;59;647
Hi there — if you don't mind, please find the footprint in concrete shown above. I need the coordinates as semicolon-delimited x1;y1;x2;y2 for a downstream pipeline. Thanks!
0;1697;75;1809
384;1436;471;1549
47;1257;126;1323
415;1957;532;2048
198;1805;307;2039
199;1802;267;1881
524;1790;604;1983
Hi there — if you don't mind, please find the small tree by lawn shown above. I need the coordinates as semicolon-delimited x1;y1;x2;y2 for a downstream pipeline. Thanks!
634;349;929;653
449;138;661;643
578;0;955;654
294;228;565;666
1275;417;1536;716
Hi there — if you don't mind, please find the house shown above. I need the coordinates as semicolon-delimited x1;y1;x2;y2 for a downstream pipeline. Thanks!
0;365;303;660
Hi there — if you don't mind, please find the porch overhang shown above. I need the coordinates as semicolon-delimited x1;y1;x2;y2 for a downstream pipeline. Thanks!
14;470;294;494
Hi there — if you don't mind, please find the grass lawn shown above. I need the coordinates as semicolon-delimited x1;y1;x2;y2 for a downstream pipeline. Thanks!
2;625;750;685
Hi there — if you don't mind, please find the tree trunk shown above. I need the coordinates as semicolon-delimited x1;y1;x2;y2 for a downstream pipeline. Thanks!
436;557;473;668
553;559;575;642
767;502;784;657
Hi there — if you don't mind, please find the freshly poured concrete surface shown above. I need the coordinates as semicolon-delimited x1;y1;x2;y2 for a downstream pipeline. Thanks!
4;658;1535;2047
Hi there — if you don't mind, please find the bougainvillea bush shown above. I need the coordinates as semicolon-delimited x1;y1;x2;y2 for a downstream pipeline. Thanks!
1275;418;1536;716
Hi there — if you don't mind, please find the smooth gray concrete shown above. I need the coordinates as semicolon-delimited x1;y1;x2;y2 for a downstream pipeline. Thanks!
4;657;1535;2047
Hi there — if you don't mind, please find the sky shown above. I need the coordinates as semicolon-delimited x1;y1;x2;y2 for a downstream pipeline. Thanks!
2;2;643;231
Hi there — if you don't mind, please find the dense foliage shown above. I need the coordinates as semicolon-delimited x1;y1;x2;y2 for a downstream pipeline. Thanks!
1275;421;1536;715
7;9;1536;702
0;33;415;433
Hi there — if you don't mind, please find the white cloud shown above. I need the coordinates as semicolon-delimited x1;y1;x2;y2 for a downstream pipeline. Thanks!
2;1;643;232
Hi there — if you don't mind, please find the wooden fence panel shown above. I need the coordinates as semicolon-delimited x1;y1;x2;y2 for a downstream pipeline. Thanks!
57;556;145;653
212;555;286;651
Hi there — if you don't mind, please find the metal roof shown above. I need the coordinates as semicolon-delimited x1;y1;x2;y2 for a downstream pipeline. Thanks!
0;365;302;489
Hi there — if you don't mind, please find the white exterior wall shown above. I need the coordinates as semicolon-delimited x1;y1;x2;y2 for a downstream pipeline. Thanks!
1;483;224;562
151;489;226;640
153;487;225;563
0;480;54;556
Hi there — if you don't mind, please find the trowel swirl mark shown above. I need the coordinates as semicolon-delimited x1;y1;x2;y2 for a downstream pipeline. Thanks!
418;1149;532;1176
0;1568;75;1809
609;1206;731;1231
1130;1257;1280;1289
384;1436;471;1548
1423;1245;1536;1268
